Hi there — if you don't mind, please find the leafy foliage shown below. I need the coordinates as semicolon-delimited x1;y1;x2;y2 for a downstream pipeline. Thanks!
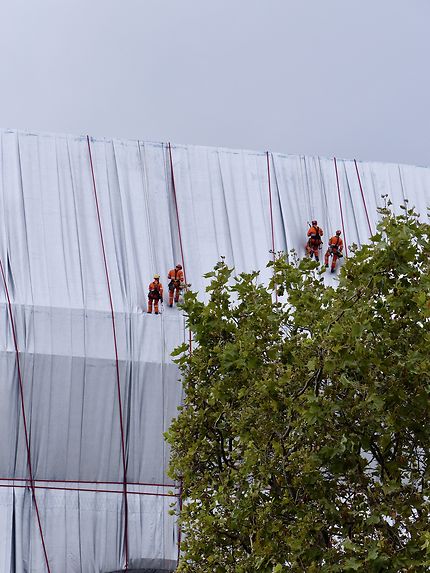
166;205;430;572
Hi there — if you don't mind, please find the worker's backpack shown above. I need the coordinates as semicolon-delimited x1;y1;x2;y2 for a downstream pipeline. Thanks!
168;270;181;290
148;288;161;301
309;226;322;244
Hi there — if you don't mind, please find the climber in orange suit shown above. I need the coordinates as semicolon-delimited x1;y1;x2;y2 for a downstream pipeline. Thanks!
148;275;164;314
324;230;343;273
306;220;324;262
167;264;185;307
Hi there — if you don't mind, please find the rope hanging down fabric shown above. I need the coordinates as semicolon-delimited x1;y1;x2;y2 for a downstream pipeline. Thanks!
86;136;129;571
0;476;175;488
0;482;178;497
167;143;192;354
167;143;188;287
0;257;52;573
333;157;348;258
167;143;189;568
266;152;278;303
354;159;373;236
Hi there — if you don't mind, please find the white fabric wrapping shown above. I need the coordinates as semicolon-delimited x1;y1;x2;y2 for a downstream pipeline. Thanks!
0;129;429;572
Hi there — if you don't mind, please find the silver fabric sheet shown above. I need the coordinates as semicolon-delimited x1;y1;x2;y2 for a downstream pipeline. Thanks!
0;129;429;571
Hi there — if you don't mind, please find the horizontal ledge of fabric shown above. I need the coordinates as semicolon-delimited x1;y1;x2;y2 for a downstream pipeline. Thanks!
0;476;177;488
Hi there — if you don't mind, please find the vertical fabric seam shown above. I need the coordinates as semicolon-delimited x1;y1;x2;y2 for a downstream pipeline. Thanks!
266;152;278;303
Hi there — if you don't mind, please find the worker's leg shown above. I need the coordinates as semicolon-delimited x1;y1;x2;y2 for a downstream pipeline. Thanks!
169;288;174;306
314;246;320;262
147;299;153;313
154;300;159;314
174;286;180;303
324;249;330;267
331;253;338;272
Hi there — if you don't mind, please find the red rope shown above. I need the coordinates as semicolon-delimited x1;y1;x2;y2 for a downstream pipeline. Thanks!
354;159;373;236
167;143;187;286
0;477;177;488
86;136;129;571
0;483;178;497
177;480;184;565
333;157;348;258
0;258;51;573
266;152;278;303
167;143;188;568
167;143;192;349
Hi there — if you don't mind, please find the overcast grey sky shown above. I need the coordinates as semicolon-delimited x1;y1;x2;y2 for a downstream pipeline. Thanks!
0;0;429;166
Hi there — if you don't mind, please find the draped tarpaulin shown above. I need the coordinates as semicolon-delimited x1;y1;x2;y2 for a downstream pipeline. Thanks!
0;129;429;572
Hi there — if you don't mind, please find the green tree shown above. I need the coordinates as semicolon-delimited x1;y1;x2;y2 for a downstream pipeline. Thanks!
166;205;430;572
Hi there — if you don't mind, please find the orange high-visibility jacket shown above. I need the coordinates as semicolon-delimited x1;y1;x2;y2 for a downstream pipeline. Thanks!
167;268;184;285
148;281;163;299
307;226;323;240
328;236;343;250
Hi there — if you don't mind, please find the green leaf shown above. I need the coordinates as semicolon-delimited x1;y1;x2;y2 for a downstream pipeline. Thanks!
344;558;362;570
